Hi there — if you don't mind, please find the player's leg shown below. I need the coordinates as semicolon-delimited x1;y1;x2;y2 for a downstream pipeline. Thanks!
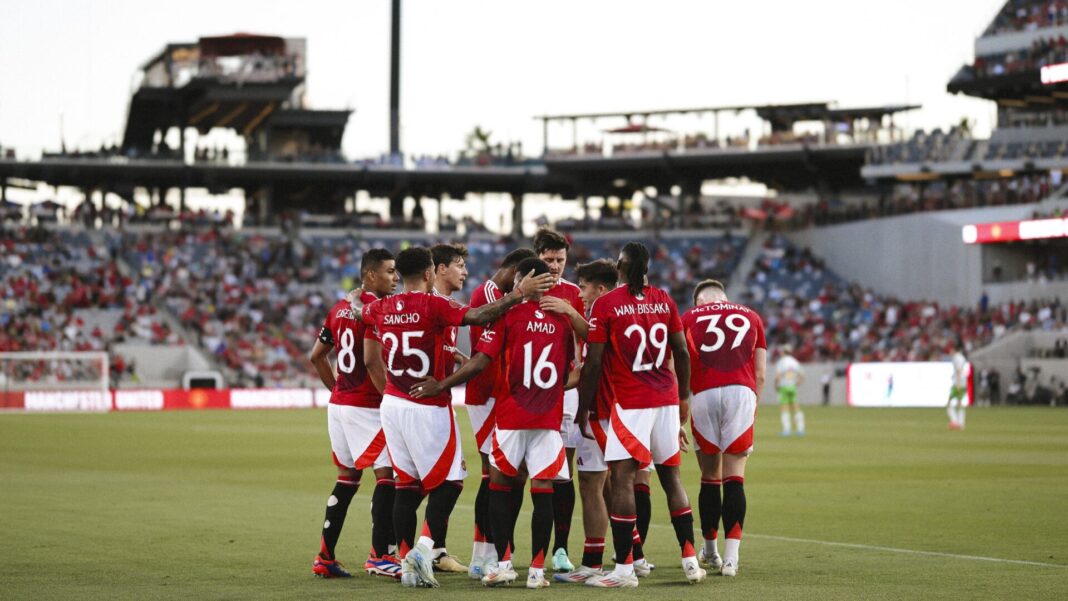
312;404;360;578
429;408;468;573
697;451;724;569
364;465;400;571
588;407;652;588
793;396;806;436
313;465;360;578
526;429;567;589
380;396;436;587
717;385;756;577
553;390;580;571
466;398;497;576
528;477;556;588
482;429;526;586
957;395;966;429
468;452;494;578
600;458;640;586
551;447;577;571
779;387;792;436
557;419;609;583
720;453;749;577
339;406;400;577
631;469;652;575
648;406;703;584
691;388;724;569
409;405;466;584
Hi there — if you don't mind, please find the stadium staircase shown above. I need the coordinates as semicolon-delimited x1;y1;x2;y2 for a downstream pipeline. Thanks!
726;230;768;299
97;230;223;385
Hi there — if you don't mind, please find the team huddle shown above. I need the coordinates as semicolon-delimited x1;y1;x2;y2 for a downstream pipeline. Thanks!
308;229;767;589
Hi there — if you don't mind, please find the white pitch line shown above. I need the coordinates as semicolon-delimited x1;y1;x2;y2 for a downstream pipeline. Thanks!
745;533;1066;568
451;502;1065;568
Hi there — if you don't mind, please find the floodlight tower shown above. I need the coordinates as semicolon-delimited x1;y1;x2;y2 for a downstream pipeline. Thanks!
390;0;401;158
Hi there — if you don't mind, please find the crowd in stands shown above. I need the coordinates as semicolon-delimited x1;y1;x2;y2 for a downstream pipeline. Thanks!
984;0;1068;36
742;235;1068;363
972;35;1068;78
867;127;969;165
778;173;1058;229
548;130;829;159
0;227;174;384
116;229;326;388
5;214;1066;387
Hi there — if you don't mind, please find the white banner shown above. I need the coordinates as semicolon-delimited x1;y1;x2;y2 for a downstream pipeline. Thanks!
230;388;315;409
24;390;111;412
847;362;971;407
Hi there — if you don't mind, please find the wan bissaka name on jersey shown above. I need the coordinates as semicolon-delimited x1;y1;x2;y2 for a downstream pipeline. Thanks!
613;302;671;317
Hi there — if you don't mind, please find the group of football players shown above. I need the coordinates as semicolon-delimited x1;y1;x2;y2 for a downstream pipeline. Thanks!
308;228;767;589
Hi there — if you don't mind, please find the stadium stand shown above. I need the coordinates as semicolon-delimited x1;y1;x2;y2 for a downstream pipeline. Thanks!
984;0;1068;35
866;128;970;165
741;235;1067;362
971;35;1068;77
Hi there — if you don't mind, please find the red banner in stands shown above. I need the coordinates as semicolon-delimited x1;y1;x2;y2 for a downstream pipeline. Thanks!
962;218;1068;244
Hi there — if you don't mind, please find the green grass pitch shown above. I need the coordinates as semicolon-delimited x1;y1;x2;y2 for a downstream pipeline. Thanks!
2;405;1067;600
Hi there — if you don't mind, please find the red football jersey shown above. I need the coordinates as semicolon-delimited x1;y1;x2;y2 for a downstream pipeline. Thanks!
475;300;574;430
587;285;683;409
363;291;470;407
580;340;615;420
318;292;383;408
465;279;502;406
546;278;584;370
433;289;464;378
546;278;586;318
683;301;766;395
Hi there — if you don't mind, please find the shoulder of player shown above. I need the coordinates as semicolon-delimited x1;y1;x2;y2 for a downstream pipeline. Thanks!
557;278;581;293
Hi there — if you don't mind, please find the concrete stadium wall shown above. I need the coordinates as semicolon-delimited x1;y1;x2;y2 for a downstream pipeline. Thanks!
969;331;1068;390
112;344;212;388
787;204;1046;307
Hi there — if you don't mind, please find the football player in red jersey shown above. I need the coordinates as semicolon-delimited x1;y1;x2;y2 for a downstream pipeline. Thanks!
546;259;617;583
356;246;553;588
578;242;706;588
307;249;400;579
408;258;574;589
682;279;766;578
426;243;470;573
533;228;584;572
462;247;537;578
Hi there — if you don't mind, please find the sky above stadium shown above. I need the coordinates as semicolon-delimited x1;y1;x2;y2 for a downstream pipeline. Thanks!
1;0;1006;160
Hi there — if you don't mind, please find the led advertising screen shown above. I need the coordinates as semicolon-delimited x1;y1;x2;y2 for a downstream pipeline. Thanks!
847;362;972;407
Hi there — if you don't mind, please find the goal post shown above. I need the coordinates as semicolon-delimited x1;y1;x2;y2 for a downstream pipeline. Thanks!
0;351;110;411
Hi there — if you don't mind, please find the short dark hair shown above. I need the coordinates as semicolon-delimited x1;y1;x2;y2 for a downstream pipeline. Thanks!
394;246;433;279
501;247;536;269
576;259;617;288
431;243;468;270
692;279;726;306
533;228;570;255
361;248;394;277
516;257;551;279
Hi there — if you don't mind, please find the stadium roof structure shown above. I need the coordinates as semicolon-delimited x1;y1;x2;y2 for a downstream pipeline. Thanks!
121;34;349;161
535;102;919;152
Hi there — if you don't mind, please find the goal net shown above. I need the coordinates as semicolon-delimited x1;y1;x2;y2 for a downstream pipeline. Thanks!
0;351;110;411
